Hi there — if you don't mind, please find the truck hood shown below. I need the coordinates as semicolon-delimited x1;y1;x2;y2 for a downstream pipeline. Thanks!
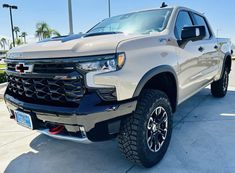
7;33;144;59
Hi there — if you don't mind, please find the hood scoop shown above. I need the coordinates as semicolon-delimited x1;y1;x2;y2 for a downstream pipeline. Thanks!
83;32;123;38
38;34;83;43
38;32;124;43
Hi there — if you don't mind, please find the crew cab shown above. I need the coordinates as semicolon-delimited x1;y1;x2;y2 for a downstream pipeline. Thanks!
4;6;232;167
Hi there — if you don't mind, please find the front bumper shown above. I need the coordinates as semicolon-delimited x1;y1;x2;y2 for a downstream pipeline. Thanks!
5;92;137;142
39;129;92;144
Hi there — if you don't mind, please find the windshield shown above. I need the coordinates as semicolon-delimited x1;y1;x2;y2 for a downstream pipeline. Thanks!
88;8;173;35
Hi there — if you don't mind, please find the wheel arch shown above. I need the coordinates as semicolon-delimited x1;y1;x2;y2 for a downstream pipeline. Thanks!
133;65;179;113
225;54;232;72
220;52;232;79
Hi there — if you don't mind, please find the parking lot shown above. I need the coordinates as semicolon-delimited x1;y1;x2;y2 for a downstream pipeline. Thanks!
0;61;234;173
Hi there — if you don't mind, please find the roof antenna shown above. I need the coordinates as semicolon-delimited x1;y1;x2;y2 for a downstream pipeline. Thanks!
160;2;168;8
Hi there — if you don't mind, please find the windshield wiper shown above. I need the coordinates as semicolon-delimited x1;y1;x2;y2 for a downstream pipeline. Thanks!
84;31;123;38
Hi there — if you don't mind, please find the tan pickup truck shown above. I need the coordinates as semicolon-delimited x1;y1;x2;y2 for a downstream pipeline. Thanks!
4;5;232;167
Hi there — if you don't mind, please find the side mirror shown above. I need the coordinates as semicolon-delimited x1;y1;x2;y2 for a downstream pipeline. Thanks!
181;25;206;42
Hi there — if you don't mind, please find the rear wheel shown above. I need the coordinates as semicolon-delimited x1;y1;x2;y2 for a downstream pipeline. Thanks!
211;66;229;98
118;89;172;168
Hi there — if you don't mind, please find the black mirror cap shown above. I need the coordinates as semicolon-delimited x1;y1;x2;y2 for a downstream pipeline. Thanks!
181;25;206;41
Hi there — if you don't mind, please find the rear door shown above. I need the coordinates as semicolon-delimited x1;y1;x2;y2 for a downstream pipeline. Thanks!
175;11;217;102
191;13;219;80
175;11;204;101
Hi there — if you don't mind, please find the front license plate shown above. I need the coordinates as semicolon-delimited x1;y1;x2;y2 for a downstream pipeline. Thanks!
15;110;33;129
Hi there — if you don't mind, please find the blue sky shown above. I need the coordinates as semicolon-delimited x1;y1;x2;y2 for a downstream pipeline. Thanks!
1;0;235;44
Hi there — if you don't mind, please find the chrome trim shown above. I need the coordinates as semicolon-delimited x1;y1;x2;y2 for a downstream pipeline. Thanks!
5;54;117;64
5;70;79;78
38;129;92;144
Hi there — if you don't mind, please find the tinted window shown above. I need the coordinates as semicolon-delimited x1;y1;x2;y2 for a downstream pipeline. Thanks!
88;9;173;34
193;14;211;39
175;11;193;40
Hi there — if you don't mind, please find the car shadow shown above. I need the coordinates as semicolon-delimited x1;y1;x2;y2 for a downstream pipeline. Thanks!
4;88;235;173
4;135;134;173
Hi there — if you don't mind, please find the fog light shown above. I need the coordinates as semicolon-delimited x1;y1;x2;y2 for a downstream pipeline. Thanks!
97;88;117;101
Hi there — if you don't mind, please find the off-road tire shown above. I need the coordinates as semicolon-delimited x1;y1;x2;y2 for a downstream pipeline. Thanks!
211;66;229;98
118;89;172;168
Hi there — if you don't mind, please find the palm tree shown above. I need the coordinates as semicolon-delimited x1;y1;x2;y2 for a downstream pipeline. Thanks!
51;30;61;37
0;41;3;50
21;32;28;43
0;38;7;50
35;22;50;41
15;38;23;46
35;22;61;40
13;26;20;39
9;42;14;49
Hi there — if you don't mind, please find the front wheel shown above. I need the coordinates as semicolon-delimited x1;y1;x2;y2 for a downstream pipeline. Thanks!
118;89;172;168
211;66;229;98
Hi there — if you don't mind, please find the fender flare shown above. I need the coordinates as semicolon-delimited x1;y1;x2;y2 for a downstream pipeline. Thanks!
220;52;232;79
133;65;179;105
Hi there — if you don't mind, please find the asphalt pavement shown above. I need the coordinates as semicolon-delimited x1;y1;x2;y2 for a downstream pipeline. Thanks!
0;61;234;173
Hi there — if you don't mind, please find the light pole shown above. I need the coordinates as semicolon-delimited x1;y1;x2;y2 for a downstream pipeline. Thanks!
68;0;74;35
108;0;111;18
3;4;18;47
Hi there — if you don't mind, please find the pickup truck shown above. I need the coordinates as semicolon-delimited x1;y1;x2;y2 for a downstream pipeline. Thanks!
4;6;232;167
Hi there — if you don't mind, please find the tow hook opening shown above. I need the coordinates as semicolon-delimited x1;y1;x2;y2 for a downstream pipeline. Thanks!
46;123;87;139
38;124;91;143
49;125;65;135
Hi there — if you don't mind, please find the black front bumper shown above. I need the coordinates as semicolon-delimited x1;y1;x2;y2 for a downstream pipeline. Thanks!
5;92;137;142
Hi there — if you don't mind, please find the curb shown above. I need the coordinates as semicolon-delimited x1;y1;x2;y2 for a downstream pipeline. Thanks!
0;82;7;99
228;86;235;91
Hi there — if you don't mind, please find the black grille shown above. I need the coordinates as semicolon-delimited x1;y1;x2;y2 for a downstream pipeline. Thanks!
7;63;76;74
7;75;86;107
7;63;16;71
34;64;76;73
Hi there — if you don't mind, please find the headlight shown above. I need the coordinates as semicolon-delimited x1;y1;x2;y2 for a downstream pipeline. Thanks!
76;53;125;73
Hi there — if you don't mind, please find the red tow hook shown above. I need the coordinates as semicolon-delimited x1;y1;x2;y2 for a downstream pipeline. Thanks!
49;125;65;135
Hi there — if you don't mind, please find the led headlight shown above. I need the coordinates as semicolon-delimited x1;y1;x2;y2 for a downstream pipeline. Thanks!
76;53;125;73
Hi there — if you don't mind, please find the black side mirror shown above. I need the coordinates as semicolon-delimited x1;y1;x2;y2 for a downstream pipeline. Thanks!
181;25;206;42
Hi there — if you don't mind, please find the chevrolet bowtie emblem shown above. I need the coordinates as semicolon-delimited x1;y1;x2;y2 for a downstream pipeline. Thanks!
15;63;34;74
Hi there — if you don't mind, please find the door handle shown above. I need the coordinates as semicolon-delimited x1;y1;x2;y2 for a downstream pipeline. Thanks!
198;46;204;52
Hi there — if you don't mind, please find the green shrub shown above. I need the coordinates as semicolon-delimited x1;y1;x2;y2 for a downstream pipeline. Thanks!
0;71;6;83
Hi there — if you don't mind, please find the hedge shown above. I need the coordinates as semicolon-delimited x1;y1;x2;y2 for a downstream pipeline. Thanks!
0;71;6;83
